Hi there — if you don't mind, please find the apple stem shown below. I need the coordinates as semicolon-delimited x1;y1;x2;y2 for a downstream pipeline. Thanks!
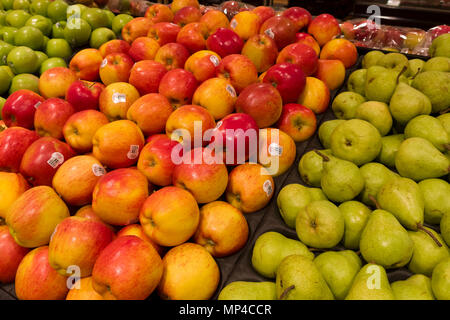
279;285;295;300
368;195;381;210
417;223;442;247
314;150;329;162
439;107;450;115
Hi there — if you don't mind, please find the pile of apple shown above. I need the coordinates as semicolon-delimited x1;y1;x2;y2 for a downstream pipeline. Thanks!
0;0;134;100
0;0;362;301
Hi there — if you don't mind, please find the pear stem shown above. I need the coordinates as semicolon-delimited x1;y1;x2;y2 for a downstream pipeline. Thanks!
439;108;450;115
355;250;361;256
396;65;408;84
444;144;450;152
417;224;442;247
309;248;327;253
279;285;295;300
314;150;330;162
368;195;381;210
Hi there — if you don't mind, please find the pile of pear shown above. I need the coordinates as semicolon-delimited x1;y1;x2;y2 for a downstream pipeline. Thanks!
218;50;450;301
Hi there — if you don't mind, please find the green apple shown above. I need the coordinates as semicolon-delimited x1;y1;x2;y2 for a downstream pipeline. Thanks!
25;15;52;36
45;38;71;60
89;27;116;49
6;10;31;28
66;4;87;20
46;0;67;23
34;49;46;66
0;97;6;117
1;0;14;10
111;13;132;35
14;26;44;50
0;64;13;94
81;8;109;30
103;9;114;28
29;0;50;16
0;39;13;64
12;0;30;11
0;26;18;44
51;20;65;38
63;17;91;48
39;56;65;74
7;45;38;74
0;10;7;26
9;73;39;94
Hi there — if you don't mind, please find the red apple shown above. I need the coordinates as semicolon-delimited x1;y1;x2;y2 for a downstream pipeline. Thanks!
99;39;131;58
263;63;306;103
69;48;104;82
0;127;39;172
129;60;168;96
34;98;75;139
277;42;318;76
39;67;78;99
216;54;258;94
235;82;282;128
429;24;450;40
206;27;244;58
155;42;190;70
2;89;45;129
208;112;259;166
176;22;209;53
199;9;229;35
259;16;297;50
145;3;174;24
128;37;160;62
19;137;76;186
241;33;278;73
147;22;181;46
281;7;312;31
158;68;198;109
276;103;317;142
99;53;134;86
65;80;105;112
184;50;221;83
121;17;153;44
173;6;202;27
0;225;30;284
307;13;341;47
252;6;275;24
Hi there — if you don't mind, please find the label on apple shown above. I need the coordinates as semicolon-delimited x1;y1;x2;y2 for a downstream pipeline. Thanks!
264;28;275;39
215;121;223;129
226;84;236;97
230;19;237;29
34;101;42;109
112;93;127;104
127;145;140;159
47;152;64;169
92;164;106;176
268;143;283;156
263;179;273;197
100;58;108;68
209;55;220;67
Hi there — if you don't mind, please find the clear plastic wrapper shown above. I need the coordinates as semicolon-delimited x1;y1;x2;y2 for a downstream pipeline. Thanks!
219;1;255;20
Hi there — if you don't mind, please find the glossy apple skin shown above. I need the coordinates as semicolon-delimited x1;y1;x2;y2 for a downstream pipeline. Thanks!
65;80;105;112
314;59;346;91
0;225;30;284
252;6;275;24
158;68;198;109
263;63;306;104
199;9;229;35
184;50;221;83
2;89;45;129
145;3;174;24
295;32;321;55
116;223;165;257
319;38;358;68
69;48;104;81
129;60;167;96
48;216;115;277
241;34;278;73
277;42;318;76
15;246;69;300
235;82;282;128
307;13;341;47
91;235;163;300
259;16;297;50
38;67;78;99
173;6;202;27
121;17;153;44
99;82;140;121
66;277;104;300
216;54;258;94
34;98;75;140
208;112;259;166
147;22;181;46
0;127;39;172
176;22;209;54
155;42;190;71
281;6;312;31
0;172;29;220
229;11;261;41
19;137;76;186
297;76;330;114
128;37;160;62
206;27;243;58
137;134;180;187
92;168;150;226
276;103;317;142
99;39;131;58
99;53;134;86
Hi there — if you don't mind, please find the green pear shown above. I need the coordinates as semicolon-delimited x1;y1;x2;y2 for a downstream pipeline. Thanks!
276;254;334;300
362;50;385;69
314;250;362;300
437;113;450;137
354;101;393;136
404;115;450;152
218;281;277;300
296;200;344;249
359;162;398;206
251;231;314;279
360;209;414;269
330;119;382;166
422;57;450;72
377;52;410;72
365;65;400;103
407;59;425;77
395;137;450;181
441;213;450;247
317;151;365;203
318;119;345;149
377;177;425;230
418;179;450;224
277;184;312;228
376;134;404;168
431;257;450;300
408;227;449;276
331;91;366;120
411;71;450;113
429;33;450;58
339;201;371;250
347;69;367;96
391;274;435;300
345;263;395;300
308;188;327;201
297;149;333;187
389;82;432;125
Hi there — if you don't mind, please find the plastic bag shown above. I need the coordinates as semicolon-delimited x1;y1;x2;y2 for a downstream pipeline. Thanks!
219;1;255;20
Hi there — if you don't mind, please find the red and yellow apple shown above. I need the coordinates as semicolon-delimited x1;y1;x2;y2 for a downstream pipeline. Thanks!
0;225;30;284
39;67;78;99
147;22;181;46
0;172;29;220
99;53;134;86
307;13;341;47
0;127;39;172
171;0;199;14
258;127;296;176
34;98;75;139
145;3;174;24
314;59;346;90
282;7;312;31
229;11;261;41
128;37;160;62
276;103;317;143
99;39;131;58
121;17;153;43
216;53;258;94
66;277;104;300
158;68;198;109
69;48;104;81
319;38;358;68
65;80;105;112
297;76;330;114
259;15;297;50
129;60;167;96
199;9;229;35
155;42;190;70
173;6;202;27
99;82;140;121
296;32;321;55
241;34;278;73
184;50;221;83
116;224;164;256
176;22;209;53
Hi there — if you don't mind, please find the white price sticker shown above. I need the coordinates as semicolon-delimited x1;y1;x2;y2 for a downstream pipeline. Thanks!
264;28;275;39
47;152;64;169
34;101;41;109
230;19;237;29
268;143;283;156
127;145;140;159
92;164;106;176
112;93;127;104
226;84;236;97
263;179;273;197
209;55;219;67
100;58;108;68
